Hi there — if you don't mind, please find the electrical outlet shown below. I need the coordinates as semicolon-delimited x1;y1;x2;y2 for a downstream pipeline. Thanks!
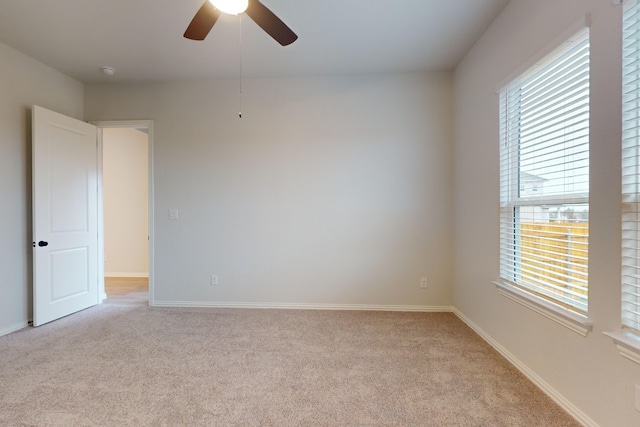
210;274;218;286
169;208;179;221
635;384;640;412
420;278;428;289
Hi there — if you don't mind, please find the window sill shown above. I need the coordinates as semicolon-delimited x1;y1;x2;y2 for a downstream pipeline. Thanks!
493;280;593;336
603;331;640;365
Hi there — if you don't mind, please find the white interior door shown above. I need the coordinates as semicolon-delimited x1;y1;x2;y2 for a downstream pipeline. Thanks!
32;105;99;327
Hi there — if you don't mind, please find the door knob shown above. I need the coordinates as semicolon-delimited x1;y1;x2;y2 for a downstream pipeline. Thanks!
38;241;48;247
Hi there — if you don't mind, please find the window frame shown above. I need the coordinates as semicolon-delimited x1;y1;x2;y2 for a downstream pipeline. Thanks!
622;0;640;336
605;0;640;365
495;25;592;333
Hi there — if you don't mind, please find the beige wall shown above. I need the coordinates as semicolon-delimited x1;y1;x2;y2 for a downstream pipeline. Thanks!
0;41;84;334
453;0;637;425
103;128;149;277
85;73;454;308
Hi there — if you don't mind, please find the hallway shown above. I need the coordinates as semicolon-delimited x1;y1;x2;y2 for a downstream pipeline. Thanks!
104;277;148;306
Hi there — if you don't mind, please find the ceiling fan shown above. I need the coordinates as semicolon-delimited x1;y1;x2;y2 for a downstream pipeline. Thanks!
184;0;298;46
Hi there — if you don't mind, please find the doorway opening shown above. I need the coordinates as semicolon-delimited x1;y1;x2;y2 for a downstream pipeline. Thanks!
94;121;154;306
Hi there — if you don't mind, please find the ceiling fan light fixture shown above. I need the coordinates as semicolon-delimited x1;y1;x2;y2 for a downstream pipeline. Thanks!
209;0;248;15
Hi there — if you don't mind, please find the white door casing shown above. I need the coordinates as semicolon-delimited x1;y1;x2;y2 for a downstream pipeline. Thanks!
32;106;99;326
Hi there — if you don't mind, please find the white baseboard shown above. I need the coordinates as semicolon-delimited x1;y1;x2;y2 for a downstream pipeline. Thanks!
104;272;149;278
152;301;454;312
452;309;598;427
0;320;30;337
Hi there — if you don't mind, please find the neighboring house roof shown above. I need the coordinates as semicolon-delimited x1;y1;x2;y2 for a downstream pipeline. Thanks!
520;171;548;182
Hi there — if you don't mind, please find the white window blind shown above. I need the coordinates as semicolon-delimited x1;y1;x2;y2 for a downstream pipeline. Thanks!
622;0;640;333
499;28;590;315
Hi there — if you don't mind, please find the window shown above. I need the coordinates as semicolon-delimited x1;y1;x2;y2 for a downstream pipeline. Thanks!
499;28;590;315
622;0;640;334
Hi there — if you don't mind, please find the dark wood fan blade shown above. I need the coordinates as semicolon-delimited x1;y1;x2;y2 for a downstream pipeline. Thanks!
245;0;298;46
184;1;221;40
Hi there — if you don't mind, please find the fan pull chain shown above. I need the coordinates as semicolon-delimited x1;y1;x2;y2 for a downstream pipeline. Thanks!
239;14;243;119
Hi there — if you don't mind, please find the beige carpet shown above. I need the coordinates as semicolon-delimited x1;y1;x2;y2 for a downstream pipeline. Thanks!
0;305;580;426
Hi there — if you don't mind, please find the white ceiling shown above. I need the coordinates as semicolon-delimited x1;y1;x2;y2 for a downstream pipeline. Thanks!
0;0;509;83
